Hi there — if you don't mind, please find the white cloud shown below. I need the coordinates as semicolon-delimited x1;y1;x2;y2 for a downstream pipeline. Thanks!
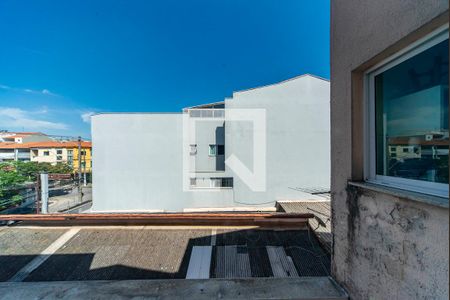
81;111;95;123
0;107;68;130
41;89;56;96
0;84;59;96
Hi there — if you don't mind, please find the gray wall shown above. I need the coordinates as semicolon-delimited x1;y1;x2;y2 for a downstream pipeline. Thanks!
331;1;448;298
91;114;233;212
194;120;225;172
226;75;330;206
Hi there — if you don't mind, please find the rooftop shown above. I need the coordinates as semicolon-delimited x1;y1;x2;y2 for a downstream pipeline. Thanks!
0;141;92;149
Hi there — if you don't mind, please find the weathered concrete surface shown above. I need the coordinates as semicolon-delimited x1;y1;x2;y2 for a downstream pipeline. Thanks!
0;228;66;281
0;277;348;300
25;228;211;281
0;227;330;282
331;1;449;299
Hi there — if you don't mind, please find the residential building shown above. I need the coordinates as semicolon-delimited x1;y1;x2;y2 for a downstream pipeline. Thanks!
92;74;330;212
331;1;448;299
0;131;52;143
0;141;92;173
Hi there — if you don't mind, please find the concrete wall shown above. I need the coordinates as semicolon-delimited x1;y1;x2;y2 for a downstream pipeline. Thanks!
92;75;330;211
226;75;330;206
331;1;449;298
194;120;225;172
91;113;233;212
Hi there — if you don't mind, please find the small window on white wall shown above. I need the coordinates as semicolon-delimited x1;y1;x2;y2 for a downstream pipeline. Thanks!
208;145;216;156
365;26;449;198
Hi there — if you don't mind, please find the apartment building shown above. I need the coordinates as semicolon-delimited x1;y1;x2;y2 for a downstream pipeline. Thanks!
92;74;330;212
0;141;92;173
330;1;448;299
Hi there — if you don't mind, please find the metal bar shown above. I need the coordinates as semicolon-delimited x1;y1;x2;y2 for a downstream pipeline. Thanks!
0;213;313;227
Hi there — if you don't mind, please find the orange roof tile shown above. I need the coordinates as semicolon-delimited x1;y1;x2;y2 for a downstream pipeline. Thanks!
0;141;91;149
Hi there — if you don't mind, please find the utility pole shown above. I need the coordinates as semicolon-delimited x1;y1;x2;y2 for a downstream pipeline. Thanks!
35;173;41;214
83;150;87;186
78;136;82;203
40;172;49;214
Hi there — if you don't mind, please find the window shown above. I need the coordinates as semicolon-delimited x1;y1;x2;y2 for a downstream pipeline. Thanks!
217;145;225;155
81;150;86;156
189;144;197;155
67;150;73;155
366;27;449;198
209;144;224;156
56;149;63;154
208;145;216;156
57;155;63;161
43;151;49;156
210;177;233;188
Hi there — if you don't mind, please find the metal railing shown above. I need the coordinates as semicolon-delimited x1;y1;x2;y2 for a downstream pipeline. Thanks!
187;109;225;118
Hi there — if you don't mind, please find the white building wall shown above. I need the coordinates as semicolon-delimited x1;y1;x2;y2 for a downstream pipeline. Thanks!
92;75;330;211
91;113;233;212
225;75;330;206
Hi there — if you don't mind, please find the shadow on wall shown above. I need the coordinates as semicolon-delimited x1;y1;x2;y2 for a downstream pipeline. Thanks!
0;229;330;282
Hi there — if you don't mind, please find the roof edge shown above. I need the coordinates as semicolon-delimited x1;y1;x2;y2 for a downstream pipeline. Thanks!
233;73;330;95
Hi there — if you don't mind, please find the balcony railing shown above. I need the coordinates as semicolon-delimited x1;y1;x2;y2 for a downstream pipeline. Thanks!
187;109;224;118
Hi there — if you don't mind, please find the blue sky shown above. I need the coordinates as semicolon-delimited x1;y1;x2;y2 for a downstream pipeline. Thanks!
0;0;330;138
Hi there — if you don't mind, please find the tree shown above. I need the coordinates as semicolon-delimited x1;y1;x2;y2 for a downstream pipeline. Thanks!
0;161;74;210
0;163;26;209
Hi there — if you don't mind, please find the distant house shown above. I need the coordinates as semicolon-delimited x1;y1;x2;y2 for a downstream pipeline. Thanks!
92;74;330;212
0;131;52;144
0;141;92;173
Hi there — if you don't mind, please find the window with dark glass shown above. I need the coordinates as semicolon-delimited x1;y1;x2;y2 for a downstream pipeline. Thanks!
374;38;449;185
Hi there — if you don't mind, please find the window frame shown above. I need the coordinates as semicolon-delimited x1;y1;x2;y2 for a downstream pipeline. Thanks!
364;25;449;198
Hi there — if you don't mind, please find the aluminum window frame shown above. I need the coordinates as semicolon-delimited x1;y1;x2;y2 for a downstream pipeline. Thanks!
364;25;449;198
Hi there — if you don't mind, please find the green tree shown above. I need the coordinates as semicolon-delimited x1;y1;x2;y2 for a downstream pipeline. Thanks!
0;163;26;209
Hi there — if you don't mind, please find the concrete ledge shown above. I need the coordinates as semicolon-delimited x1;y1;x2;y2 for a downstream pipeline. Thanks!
0;277;348;300
348;181;449;208
183;206;277;212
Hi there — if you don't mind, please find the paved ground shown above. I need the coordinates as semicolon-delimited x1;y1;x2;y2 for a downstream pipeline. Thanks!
0;227;67;281
276;201;332;253
0;226;330;282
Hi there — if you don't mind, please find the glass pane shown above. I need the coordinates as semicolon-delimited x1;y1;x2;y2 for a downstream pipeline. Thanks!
375;39;449;184
209;145;216;156
217;145;225;155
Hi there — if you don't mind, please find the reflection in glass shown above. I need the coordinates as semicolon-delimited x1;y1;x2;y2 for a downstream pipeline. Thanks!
375;39;449;184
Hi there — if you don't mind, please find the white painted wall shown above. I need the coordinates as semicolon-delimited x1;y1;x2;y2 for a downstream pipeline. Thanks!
92;74;330;211
91;113;233;212
226;75;330;206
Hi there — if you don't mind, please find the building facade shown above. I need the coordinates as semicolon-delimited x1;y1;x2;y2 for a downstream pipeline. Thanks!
92;74;330;212
0;131;52;143
331;1;448;298
0;141;92;173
